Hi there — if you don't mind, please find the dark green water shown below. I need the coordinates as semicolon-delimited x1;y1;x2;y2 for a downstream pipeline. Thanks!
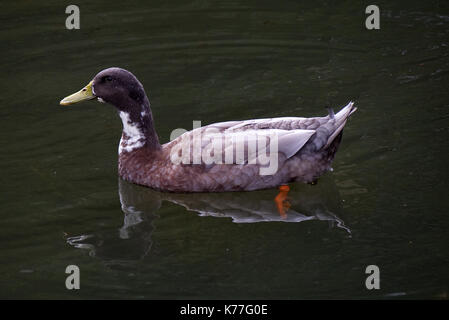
1;0;448;299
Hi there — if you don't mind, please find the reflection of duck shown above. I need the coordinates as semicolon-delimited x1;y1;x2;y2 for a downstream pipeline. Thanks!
148;182;348;229
67;178;350;262
60;67;356;194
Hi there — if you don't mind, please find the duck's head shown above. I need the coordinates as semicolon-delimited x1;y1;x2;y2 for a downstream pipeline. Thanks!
60;67;161;151
60;67;147;113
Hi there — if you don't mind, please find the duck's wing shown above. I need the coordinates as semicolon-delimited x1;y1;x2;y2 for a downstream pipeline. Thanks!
219;101;356;151
166;102;356;165
220;101;356;133
167;125;316;166
199;117;323;134
210;128;315;162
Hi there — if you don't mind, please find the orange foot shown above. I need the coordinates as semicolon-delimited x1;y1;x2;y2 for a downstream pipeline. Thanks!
275;185;291;219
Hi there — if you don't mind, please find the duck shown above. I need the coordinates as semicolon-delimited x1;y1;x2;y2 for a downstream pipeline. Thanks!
60;67;356;205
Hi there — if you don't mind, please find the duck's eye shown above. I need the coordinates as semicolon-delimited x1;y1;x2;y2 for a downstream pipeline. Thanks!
103;76;113;82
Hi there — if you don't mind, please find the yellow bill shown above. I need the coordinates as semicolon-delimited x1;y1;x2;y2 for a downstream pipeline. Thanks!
60;80;95;105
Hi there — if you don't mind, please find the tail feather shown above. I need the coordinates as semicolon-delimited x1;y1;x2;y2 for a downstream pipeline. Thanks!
324;101;356;148
335;101;357;121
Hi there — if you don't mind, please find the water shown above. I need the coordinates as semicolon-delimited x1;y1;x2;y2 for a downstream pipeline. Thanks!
1;0;448;299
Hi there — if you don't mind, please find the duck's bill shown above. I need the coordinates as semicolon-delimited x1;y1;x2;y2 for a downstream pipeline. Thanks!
60;80;95;105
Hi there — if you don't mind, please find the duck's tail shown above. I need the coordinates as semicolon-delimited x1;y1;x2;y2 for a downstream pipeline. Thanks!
323;101;357;149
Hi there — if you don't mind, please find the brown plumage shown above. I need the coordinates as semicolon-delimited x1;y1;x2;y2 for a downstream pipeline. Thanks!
60;67;356;193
